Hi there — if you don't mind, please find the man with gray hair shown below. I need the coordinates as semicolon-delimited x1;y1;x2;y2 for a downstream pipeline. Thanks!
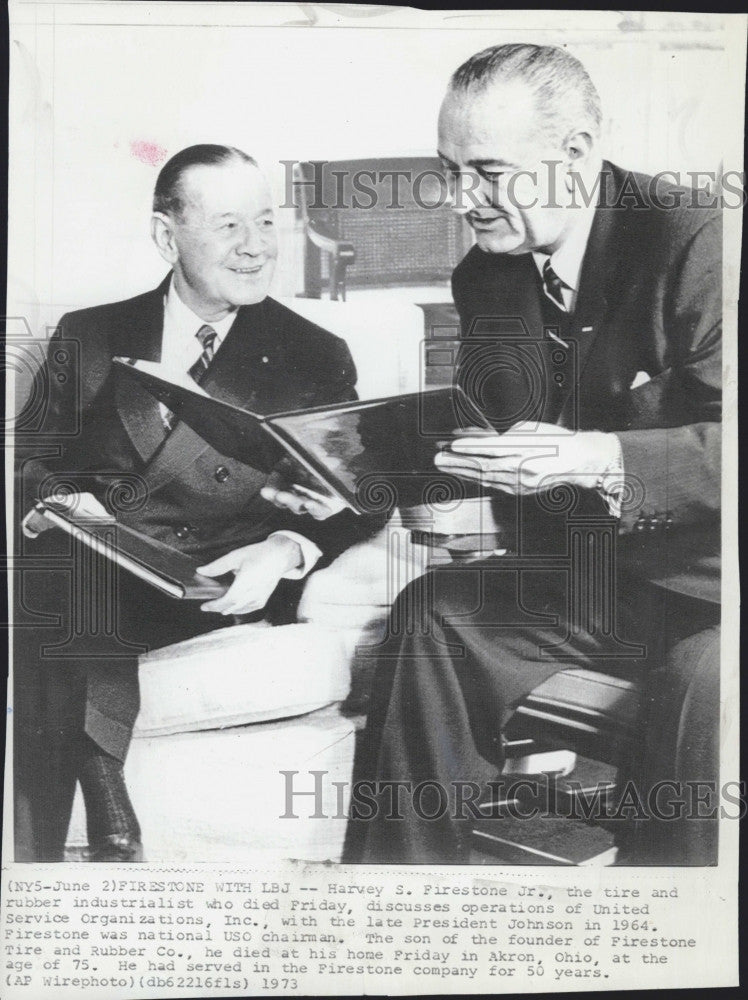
356;44;721;864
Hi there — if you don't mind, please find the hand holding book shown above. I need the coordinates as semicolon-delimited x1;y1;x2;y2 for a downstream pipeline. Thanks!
22;491;111;538
435;421;622;498
260;471;347;521
25;497;230;600
197;535;305;614
114;358;496;514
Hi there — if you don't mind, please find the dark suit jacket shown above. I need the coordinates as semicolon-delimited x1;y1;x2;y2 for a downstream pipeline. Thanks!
14;277;383;768
451;162;721;604
19;276;370;567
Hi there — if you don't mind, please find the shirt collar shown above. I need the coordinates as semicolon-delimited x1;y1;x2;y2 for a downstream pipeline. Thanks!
164;276;237;343
531;194;597;293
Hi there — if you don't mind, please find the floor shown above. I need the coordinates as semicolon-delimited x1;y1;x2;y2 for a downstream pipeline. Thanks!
340;719;619;867
470;756;618;866
64;719;618;867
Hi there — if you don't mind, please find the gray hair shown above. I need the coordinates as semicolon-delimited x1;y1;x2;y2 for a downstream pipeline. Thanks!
449;43;602;146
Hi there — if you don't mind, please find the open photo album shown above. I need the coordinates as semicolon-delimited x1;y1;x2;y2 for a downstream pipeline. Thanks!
114;357;494;514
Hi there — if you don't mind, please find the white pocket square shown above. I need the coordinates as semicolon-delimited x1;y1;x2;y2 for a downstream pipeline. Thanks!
630;370;651;389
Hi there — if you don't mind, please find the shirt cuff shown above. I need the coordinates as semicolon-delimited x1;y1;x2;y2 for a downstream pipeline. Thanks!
268;531;323;579
21;508;45;538
596;434;625;518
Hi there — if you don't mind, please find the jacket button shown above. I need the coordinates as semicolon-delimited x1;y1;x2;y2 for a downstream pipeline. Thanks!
214;465;230;483
174;525;191;540
647;516;658;531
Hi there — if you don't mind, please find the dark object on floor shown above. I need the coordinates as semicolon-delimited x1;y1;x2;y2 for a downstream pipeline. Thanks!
87;833;144;863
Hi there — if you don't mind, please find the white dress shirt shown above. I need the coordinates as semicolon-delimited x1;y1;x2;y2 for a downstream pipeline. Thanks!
160;279;237;390
530;192;625;516
162;279;322;578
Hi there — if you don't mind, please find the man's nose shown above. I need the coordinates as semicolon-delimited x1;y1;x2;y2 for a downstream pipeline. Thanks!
235;223;265;255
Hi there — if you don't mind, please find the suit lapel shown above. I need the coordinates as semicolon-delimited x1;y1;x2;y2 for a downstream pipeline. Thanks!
457;253;549;429
557;164;629;423
482;254;545;339
143;301;268;493
200;301;272;405
114;277;170;464
569;166;621;373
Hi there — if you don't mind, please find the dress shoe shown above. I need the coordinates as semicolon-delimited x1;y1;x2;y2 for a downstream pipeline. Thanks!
502;749;577;777
88;834;144;863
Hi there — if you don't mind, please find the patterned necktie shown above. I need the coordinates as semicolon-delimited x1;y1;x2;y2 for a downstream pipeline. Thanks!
188;324;218;385
542;258;569;312
163;324;218;432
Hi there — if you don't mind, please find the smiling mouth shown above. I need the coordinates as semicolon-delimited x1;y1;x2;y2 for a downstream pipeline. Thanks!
229;263;265;275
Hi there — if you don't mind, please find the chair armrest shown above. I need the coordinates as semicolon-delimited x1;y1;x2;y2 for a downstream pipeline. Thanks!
307;218;355;261
307;220;355;300
505;668;640;764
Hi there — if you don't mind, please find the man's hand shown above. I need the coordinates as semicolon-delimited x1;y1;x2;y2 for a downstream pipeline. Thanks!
197;535;303;615
434;422;621;495
260;471;345;521
22;491;110;538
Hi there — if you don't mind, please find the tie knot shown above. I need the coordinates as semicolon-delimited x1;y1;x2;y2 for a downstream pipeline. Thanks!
196;324;217;350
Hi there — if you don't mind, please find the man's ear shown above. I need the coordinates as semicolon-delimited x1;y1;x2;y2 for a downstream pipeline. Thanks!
565;129;594;163
563;130;595;189
151;213;179;264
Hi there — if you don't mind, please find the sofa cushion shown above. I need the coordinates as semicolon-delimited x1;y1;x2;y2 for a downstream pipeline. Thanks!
298;519;426;713
69;705;356;863
134;622;361;737
298;517;423;623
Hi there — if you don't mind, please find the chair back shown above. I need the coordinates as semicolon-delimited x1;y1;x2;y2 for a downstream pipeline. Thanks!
294;157;471;296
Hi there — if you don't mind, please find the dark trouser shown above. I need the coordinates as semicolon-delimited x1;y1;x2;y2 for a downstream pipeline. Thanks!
15;532;303;861
14;555;229;861
355;557;719;864
624;624;721;865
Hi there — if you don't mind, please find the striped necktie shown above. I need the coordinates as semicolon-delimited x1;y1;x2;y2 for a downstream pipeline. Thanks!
188;324;218;385
162;324;218;432
542;258;569;312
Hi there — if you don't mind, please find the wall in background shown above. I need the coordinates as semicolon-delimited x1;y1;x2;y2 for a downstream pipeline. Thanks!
8;7;737;337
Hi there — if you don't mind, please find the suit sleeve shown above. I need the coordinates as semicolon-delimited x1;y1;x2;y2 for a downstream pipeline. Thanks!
615;212;721;533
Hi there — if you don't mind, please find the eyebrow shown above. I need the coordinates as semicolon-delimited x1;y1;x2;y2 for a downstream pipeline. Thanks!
437;151;517;170
211;208;274;220
470;158;516;169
